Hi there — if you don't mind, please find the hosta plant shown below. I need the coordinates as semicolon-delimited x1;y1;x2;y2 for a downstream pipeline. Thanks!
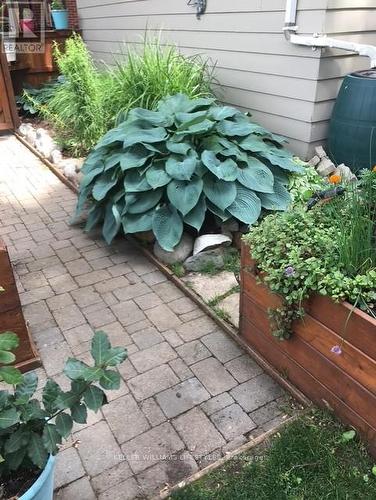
76;94;302;251
0;332;22;385
0;331;126;496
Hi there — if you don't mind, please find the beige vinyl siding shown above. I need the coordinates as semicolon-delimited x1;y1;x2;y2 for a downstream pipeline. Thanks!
76;0;376;158
311;2;376;152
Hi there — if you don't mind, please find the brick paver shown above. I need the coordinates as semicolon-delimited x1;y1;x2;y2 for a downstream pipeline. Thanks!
0;135;293;498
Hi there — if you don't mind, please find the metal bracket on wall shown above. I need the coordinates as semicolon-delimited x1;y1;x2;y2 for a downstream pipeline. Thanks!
187;0;207;19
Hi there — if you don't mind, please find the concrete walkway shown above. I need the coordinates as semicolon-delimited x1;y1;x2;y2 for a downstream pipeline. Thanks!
0;134;291;499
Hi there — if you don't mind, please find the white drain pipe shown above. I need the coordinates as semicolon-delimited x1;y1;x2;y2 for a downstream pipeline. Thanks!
284;0;376;68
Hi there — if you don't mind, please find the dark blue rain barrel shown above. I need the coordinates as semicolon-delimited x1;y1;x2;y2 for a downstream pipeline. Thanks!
328;69;376;173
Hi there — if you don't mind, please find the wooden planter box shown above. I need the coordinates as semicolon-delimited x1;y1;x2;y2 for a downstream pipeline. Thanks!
0;241;40;372
240;242;376;454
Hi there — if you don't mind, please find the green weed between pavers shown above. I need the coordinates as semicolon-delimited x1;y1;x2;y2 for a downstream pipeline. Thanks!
172;411;376;500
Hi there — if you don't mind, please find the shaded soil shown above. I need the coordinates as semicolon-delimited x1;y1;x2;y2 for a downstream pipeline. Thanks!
1;468;41;500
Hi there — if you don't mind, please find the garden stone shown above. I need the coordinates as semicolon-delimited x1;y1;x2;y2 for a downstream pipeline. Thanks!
315;145;327;158
63;161;78;180
193;234;232;255
334;164;357;182
218;292;240;328
154;232;193;264
308;155;320;167
184;248;225;272
19;123;33;137
50;149;63;164
317;157;335;177
183;271;239;302
26;127;37;146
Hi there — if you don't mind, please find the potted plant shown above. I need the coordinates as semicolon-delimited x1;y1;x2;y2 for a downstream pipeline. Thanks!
50;0;69;31
240;169;376;452
0;330;127;499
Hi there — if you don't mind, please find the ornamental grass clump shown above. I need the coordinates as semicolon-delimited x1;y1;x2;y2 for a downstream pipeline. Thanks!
76;94;302;251
0;331;127;499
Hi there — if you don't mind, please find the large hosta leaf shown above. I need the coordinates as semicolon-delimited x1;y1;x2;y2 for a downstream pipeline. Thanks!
92;171;119;201
123;122;168;149
167;177;203;216
203;174;237;211
120;144;153;171
152;205;183;251
102;203;121;244
237;159;274;193
128;108;173;127
209;106;240;121
207;201;232;222
258;148;302;173
84;204;104;232
176;118;215;136
125;170;152;192
201;151;238;181
79;165;104;189
166;141;192;155
227;185;261;224
127;188;163;214
96;125;126;149
166;154;197;181
122;210;154;234
258;180;291;211
217;119;254;137
184;195;206;231
237;135;269;153
145;163;171;188
157;93;193;115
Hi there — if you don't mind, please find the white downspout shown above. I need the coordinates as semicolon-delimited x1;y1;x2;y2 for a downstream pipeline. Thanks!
284;0;376;68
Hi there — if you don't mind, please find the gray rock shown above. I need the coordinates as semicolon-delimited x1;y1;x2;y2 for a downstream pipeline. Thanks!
334;164;357;182
19;123;33;137
35;132;57;158
317;158;335;177
50;149;63;164
184;248;225;272
218;292;240;328
153;233;193;264
63;162;77;179
26;127;37;146
308;155;320;167
315;145;327;158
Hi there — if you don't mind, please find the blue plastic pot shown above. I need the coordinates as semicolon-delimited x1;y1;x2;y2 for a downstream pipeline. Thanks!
51;10;69;30
20;455;56;500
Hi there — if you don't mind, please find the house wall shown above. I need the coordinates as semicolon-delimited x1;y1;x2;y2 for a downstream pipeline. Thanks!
76;0;376;159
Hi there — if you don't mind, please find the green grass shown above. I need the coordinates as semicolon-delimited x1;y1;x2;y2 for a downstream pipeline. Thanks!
172;411;376;500
170;262;186;278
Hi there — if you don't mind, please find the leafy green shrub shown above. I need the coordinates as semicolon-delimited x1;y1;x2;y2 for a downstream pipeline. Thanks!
16;77;64;116
244;174;376;338
0;331;126;484
288;160;327;206
0;332;22;385
102;35;215;125
76;94;302;250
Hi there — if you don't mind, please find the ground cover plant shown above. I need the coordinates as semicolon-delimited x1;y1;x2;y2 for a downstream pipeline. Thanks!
76;94;302;251
244;169;376;339
0;331;127;498
24;34;215;156
171;411;376;500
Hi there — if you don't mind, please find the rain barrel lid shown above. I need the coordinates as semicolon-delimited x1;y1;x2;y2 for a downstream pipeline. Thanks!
351;69;376;79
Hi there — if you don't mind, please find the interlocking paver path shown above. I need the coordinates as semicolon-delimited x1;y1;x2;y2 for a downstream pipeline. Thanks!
0;134;291;499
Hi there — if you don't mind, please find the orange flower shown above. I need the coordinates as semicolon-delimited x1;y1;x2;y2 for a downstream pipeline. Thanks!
372;165;376;173
329;174;341;184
